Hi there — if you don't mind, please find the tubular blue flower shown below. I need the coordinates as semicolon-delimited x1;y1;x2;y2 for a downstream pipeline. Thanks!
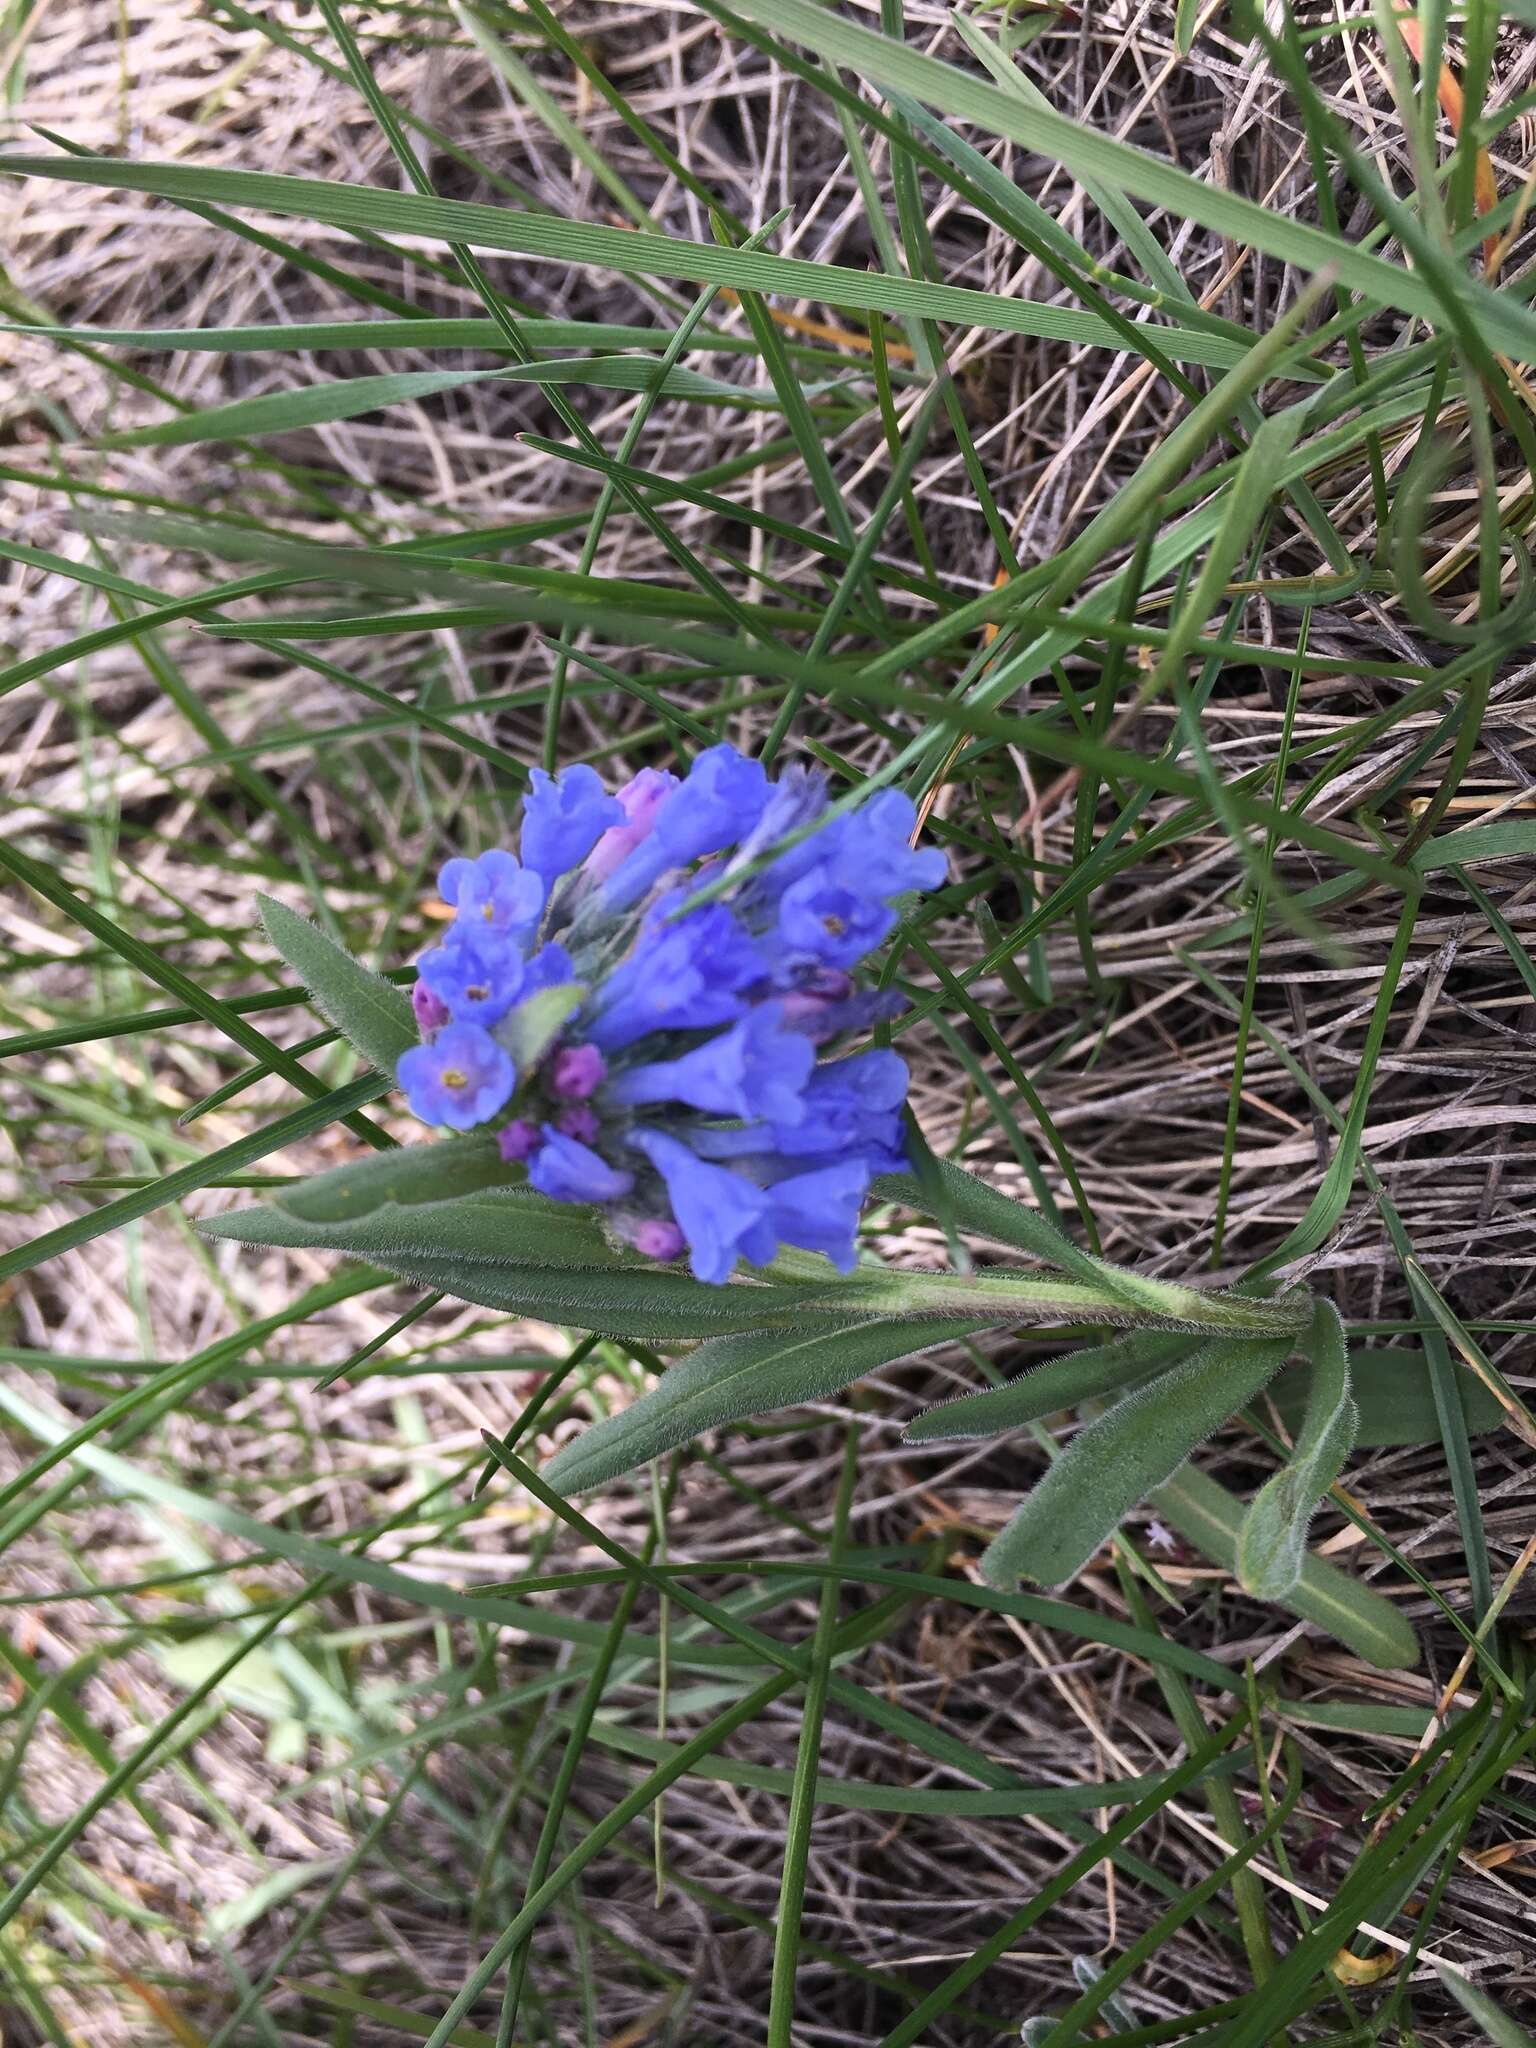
397;1024;515;1130
583;766;678;884
523;941;578;993
586;900;764;1052
609;1004;813;1123
828;789;948;898
438;849;544;938
631;1129;777;1283
418;930;525;1027
777;865;897;969
528;1127;635;1204
766;1159;871;1270
600;743;770;909
768;1050;911;1173
520;764;624;886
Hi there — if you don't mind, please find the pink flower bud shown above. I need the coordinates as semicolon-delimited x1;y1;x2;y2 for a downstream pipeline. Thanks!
412;980;451;1035
631;1218;686;1261
551;1042;606;1100
497;1118;540;1164
581;767;677;883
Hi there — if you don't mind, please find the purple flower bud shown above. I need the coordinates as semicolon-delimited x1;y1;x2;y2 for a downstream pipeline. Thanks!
630;1218;686;1262
582;766;678;884
551;1042;605;1100
528;1127;634;1204
412;980;451;1035
498;1118;540;1164
397;1024;515;1131
555;1104;600;1146
520;764;624;885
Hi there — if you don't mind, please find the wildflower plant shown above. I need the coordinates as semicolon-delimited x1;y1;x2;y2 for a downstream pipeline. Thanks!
207;746;1409;1663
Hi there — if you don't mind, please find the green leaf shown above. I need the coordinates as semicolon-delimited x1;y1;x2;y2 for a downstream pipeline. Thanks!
981;1332;1296;1588
1435;1969;1536;2048
545;1315;992;1494
96;366;507;449
200;1189;884;1341
268;1136;512;1223
497;983;583;1070
1237;1300;1357;1599
876;1161;1306;1336
904;1330;1192;1443
1270;1346;1505;1446
1149;1463;1419;1670
258;894;417;1075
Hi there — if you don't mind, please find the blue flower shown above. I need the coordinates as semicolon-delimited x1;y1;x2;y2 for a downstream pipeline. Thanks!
418;930;525;1027
777;865;897;969
397;1023;515;1130
391;744;943;1282
600;743;770;909
438;850;543;938
769;1050;911;1173
528;1127;634;1204
610;1003;812;1123
766;1159;871;1270
630;1129;777;1284
521;764;624;886
587;899;764;1052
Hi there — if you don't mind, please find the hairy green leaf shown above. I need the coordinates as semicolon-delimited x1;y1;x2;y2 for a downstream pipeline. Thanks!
904;1330;1191;1443
981;1332;1296;1588
1150;1465;1419;1669
259;895;417;1075
1271;1346;1504;1446
1238;1300;1357;1599
546;1316;991;1494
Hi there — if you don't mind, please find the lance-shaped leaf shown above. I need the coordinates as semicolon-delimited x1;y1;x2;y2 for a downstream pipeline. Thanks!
269;1135;512;1222
981;1330;1297;1589
546;1315;992;1494
1271;1345;1504;1446
905;1330;1193;1443
877;1159;1306;1337
1238;1300;1357;1599
259;895;417;1075
1150;1463;1418;1670
201;1180;921;1340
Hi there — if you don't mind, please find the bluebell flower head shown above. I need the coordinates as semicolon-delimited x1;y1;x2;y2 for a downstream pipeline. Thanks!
398;1024;515;1130
438;849;543;939
418;930;525;1028
393;743;943;1281
521;765;625;886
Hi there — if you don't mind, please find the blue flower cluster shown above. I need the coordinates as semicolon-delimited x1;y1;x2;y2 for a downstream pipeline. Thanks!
395;746;945;1283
